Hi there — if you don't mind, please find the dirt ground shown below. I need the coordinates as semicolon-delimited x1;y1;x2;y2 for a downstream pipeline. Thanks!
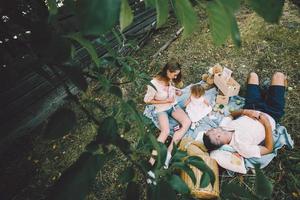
0;2;299;200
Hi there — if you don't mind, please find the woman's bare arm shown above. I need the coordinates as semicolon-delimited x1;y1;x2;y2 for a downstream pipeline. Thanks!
144;97;175;105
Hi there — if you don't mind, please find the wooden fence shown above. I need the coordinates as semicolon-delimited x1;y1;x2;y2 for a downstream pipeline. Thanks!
0;0;157;147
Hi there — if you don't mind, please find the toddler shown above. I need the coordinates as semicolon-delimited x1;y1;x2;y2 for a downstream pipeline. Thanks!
185;84;212;129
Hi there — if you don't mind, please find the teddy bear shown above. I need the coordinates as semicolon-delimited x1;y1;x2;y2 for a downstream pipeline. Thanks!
201;64;223;89
175;80;184;89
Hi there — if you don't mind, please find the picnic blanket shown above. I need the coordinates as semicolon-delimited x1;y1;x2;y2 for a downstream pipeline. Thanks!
143;83;294;173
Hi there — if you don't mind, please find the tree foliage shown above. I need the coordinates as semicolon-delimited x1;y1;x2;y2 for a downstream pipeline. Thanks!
0;0;286;199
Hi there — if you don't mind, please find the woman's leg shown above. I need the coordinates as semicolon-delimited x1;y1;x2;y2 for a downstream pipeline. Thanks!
149;112;170;165
157;112;170;143
169;107;191;152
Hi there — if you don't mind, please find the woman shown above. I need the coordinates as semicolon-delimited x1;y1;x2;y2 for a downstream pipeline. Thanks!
144;59;191;166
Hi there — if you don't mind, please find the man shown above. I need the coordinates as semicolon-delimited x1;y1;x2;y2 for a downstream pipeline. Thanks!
203;72;286;158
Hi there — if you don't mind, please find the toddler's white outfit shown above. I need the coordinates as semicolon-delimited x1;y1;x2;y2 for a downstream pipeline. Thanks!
186;96;212;129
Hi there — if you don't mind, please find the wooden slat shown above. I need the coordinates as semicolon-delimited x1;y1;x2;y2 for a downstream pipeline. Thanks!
0;81;78;148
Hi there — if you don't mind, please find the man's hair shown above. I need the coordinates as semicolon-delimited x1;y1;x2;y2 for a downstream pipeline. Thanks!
203;133;222;152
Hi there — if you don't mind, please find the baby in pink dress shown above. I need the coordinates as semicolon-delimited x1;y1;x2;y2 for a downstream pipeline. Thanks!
185;84;212;129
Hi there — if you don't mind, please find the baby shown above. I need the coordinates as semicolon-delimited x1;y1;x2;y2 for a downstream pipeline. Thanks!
185;84;212;129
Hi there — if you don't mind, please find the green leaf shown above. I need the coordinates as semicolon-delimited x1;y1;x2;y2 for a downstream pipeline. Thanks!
207;0;241;47
171;162;196;185
120;0;134;31
120;167;135;183
98;75;111;91
121;100;144;136
99;116;119;143
46;0;58;16
49;152;106;200
85;141;99;153
66;33;100;67
44;108;77;139
248;0;284;23
150;180;177;200
255;165;273;198
222;0;240;12
155;0;169;28
172;0;198;37
123;121;131;133
221;182;254;199
115;137;132;154
230;16;241;47
171;142;178;157
70;44;76;59
121;62;134;81
147;134;167;169
185;156;215;186
172;150;188;162
109;85;123;98
200;172;210;188
144;0;156;8
76;0;121;35
168;174;190;194
122;63;133;74
149;135;167;169
157;142;168;169
126;181;140;200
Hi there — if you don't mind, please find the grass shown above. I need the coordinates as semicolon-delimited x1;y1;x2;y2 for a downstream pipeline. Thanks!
0;2;299;200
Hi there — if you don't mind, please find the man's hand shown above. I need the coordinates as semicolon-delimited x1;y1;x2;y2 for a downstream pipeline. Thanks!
257;113;269;126
258;113;274;156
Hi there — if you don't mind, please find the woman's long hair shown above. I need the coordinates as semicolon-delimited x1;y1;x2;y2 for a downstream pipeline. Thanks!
157;59;182;84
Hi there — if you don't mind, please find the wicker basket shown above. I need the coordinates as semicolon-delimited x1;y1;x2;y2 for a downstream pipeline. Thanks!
179;138;220;199
181;155;219;199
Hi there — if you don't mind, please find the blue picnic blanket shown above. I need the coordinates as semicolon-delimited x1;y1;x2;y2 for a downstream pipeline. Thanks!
143;84;294;171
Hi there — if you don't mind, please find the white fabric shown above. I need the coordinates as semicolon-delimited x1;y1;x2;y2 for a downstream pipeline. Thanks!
210;149;247;174
144;79;177;112
186;96;212;122
227;114;276;158
195;131;205;143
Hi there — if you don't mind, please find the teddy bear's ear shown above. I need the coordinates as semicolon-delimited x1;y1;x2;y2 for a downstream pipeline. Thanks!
213;64;223;74
202;73;209;81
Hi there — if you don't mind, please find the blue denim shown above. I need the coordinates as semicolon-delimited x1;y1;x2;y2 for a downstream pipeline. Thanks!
243;84;285;122
157;104;180;117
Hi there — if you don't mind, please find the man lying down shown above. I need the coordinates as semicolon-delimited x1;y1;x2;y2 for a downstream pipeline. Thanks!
203;72;286;158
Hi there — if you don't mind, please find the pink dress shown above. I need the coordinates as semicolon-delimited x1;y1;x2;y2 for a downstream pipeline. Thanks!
144;79;177;112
